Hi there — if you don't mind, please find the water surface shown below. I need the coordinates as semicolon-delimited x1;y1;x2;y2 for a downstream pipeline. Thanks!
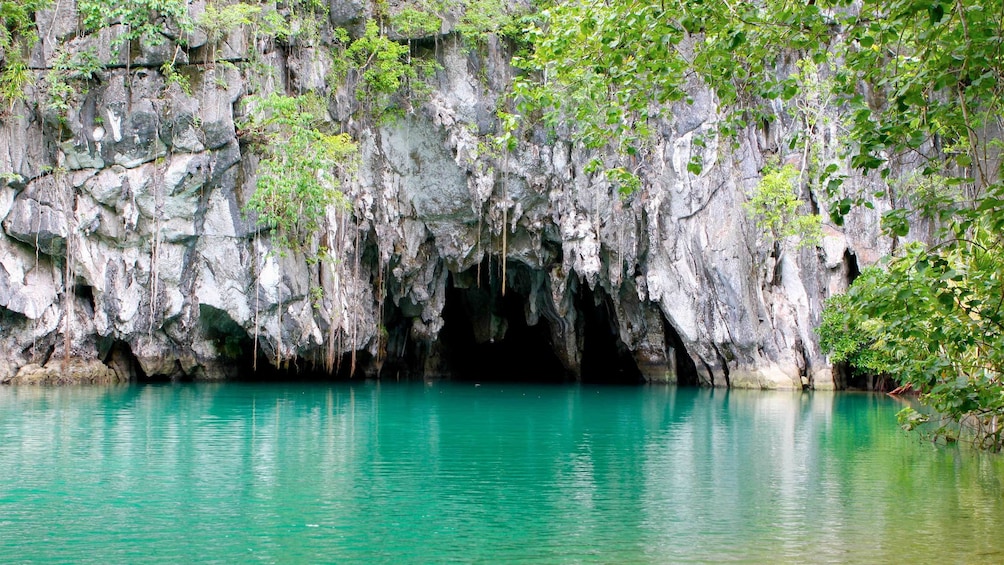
1;383;1002;563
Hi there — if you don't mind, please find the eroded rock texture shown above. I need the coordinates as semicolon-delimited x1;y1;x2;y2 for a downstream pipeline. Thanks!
0;3;893;387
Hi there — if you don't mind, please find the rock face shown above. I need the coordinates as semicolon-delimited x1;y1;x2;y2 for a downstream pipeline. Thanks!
0;5;892;388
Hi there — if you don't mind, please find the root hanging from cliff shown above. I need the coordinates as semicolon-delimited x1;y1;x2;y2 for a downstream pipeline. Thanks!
59;167;75;371
348;213;363;377
252;233;261;372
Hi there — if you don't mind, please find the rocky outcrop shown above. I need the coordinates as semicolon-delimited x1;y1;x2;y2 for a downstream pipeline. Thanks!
0;3;893;387
4;360;125;385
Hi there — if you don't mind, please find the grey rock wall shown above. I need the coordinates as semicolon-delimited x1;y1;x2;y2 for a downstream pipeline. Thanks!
0;3;892;387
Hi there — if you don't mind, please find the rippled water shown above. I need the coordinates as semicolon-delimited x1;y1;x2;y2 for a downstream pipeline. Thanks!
1;383;1003;563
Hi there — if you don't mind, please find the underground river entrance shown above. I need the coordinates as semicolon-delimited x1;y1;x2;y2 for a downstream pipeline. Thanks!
173;258;694;385
437;259;644;384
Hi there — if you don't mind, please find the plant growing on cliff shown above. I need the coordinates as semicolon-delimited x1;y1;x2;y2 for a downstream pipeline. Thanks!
196;2;261;66
241;93;358;368
0;0;46;109
43;47;102;121
744;164;822;251
457;0;531;48
390;7;441;40
332;19;438;120
78;0;193;47
242;93;357;252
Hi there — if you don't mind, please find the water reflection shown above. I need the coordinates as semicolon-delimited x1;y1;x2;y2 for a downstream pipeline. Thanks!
1;384;1003;563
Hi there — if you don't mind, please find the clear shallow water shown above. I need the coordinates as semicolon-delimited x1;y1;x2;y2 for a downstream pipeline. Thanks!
1;383;1003;564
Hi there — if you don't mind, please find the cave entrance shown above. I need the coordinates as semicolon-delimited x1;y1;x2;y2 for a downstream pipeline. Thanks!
439;259;570;382
100;339;148;383
575;285;644;384
663;316;699;386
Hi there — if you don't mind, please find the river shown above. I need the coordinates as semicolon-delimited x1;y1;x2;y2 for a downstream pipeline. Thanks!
1;382;1002;563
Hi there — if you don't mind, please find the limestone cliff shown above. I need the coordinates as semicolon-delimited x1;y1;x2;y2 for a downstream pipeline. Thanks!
0;1;892;387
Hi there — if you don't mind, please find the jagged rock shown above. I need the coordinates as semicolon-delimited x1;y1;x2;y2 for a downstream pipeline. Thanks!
328;0;368;27
3;176;69;256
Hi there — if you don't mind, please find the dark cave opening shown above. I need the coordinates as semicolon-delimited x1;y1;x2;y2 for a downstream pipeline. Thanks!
844;249;861;285
575;285;644;384
439;260;571;382
100;339;149;383
73;283;96;315
663;317;700;386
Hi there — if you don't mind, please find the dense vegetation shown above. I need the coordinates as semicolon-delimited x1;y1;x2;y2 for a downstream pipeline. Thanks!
2;1;1002;446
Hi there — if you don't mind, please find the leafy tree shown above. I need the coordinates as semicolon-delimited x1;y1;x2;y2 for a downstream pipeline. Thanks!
819;232;1004;449
816;0;1004;449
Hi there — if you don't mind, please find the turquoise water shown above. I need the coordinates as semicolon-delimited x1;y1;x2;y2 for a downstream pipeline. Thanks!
1;383;1003;563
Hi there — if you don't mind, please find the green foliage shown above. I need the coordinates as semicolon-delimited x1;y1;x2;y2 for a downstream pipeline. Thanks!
196;2;261;64
242;93;357;252
0;0;40;48
513;1;687;155
280;0;328;45
835;0;1003;181
584;157;641;199
0;0;47;108
390;7;441;39
160;60;191;94
744;164;822;249
817;268;899;377
346;20;411;101
44;47;102;114
821;196;1004;450
197;2;262;40
456;0;530;46
79;0;193;47
0;57;30;109
605;167;641;199
334;19;437;119
0;171;23;184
